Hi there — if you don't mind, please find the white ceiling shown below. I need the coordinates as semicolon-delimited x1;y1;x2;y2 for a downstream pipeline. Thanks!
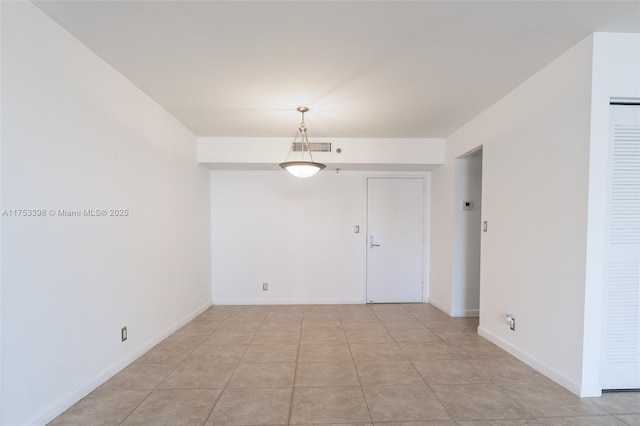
34;1;640;139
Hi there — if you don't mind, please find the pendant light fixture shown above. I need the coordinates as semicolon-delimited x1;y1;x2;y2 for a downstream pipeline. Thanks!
279;107;326;178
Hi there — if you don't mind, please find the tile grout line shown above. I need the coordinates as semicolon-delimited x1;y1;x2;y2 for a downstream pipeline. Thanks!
343;304;375;425
287;306;304;425
202;305;257;426
400;303;459;424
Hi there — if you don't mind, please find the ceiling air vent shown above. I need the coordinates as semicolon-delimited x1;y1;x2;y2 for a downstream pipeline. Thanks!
292;142;332;152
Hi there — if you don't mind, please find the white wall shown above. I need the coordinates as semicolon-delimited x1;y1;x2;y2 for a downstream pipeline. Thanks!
451;157;482;317
429;164;453;312
431;36;595;395
582;33;640;396
210;170;430;304
1;3;211;424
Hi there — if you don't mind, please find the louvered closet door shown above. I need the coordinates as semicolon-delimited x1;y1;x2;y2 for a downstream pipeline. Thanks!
601;104;640;390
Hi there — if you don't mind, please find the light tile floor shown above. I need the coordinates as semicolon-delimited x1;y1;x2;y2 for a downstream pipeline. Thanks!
50;304;640;425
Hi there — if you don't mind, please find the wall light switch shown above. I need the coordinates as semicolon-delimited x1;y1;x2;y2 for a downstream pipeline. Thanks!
483;221;488;232
354;225;360;233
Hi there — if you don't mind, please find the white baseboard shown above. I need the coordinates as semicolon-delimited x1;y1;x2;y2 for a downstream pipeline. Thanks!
35;301;212;426
450;308;479;317
580;383;603;398
477;326;585;397
428;298;451;316
212;298;365;305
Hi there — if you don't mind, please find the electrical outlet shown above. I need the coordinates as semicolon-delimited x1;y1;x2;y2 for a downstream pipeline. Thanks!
506;314;515;331
121;326;127;342
263;283;268;291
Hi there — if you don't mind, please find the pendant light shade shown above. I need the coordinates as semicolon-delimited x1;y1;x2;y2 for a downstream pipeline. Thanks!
279;107;326;178
280;161;326;178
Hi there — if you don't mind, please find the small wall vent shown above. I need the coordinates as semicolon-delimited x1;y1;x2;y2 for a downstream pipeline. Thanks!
292;142;332;152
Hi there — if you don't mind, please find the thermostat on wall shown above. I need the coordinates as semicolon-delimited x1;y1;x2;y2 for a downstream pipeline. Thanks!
463;201;474;211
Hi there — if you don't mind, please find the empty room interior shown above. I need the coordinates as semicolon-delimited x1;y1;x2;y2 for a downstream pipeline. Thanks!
2;1;640;425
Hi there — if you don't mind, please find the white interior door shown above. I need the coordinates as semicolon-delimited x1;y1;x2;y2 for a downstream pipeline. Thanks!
366;178;424;303
601;104;640;390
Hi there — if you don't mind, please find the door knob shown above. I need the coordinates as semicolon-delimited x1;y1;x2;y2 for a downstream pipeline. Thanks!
369;236;381;248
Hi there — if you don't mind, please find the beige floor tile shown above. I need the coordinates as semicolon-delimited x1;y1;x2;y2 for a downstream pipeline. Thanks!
374;311;414;319
242;344;299;363
412;309;453;319
372;422;456;426
340;313;383;323
100;363;177;390
58;305;640;426
158;363;236;389
49;389;151;426
302;319;345;330
175;323;217;338
226;314;268;322
185;344;248;364
121;389;222;425
388;328;441;343
135;344;192;364
296;424;371;426
449;340;511;359
430;329;486;344
380;319;426;329
163;332;210;347
299;344;354;363
503;382;607;418
205;331;256;345
456;421;540;426
189;317;224;332
355;361;424;386
301;329;347;344
303;316;341;325
468;358;548;384
616;414;640;425
349;343;408;362
399;342;461;361
197;309;233;322
339;312;379;321
535;416;628;425
342;321;386;331
424;321;467;333
370;305;408;314
290;387;371;424
295;362;360;387
208;387;292;425
217;320;262;332
590;393;640;414
268;305;304;314
406;312;451;323
363;385;451;422
227;362;296;388
346;329;395;344
228;308;269;317
303;310;340;321
259;320;303;331
252;330;301;345
161;330;211;349
412;359;491;385
431;384;532;421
